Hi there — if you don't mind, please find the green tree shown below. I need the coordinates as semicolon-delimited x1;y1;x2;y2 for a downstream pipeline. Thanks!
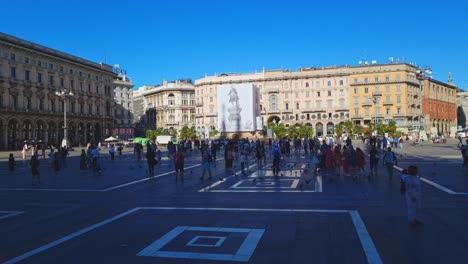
377;123;388;135
353;124;364;135
387;119;397;136
367;122;375;135
343;120;354;134
335;123;344;137
299;124;314;138
268;123;287;139
288;124;301;138
209;128;219;138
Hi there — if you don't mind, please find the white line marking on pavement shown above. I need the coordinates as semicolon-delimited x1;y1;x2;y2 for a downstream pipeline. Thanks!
102;164;201;191
0;164;202;193
198;163;258;192
2;207;141;264
394;165;468;195
2;207;382;264
0;210;24;220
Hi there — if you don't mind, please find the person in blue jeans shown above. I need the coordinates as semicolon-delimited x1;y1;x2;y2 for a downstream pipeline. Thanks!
383;147;397;180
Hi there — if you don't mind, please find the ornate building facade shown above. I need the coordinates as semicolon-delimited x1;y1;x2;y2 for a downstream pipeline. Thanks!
113;74;134;140
195;67;351;138
0;33;116;150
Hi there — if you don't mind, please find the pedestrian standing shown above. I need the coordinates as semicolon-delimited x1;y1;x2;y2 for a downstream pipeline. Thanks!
22;143;28;160
174;148;185;182
333;146;342;178
402;166;422;226
80;149;87;172
383;147;397;180
8;153;16;174
41;145;46;159
109;144;116;161
53;150;61;176
31;152;41;185
271;141;282;176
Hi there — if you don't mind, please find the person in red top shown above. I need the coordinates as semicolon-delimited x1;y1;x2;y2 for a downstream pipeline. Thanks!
174;148;185;182
356;147;366;178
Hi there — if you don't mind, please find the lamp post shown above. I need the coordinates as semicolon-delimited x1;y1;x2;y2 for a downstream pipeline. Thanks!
370;96;378;135
410;66;432;139
55;89;74;147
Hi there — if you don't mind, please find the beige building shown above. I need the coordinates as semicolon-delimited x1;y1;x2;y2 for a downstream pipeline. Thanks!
349;63;457;136
195;66;351;138
135;80;196;134
0;33;116;150
113;74;134;140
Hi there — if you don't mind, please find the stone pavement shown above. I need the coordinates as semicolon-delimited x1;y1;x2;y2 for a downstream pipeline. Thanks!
0;141;468;264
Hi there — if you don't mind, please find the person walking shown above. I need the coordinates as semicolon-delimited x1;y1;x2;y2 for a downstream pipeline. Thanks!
8;153;16;174
31;152;41;185
91;146;101;176
383;147;397;180
271;141;282;177
199;149;213;180
333;146;342;178
146;148;156;177
402;166;422;226
356;147;366;178
174;148;185;182
52;150;61;176
369;145;379;178
80;149;87;172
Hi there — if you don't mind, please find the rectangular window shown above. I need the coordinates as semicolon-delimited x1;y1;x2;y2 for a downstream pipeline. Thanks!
355;108;359;115
395;75;401;81
295;92;299;98
284;82;289;89
210;106;214;114
37;72;42;83
397;95;401;103
210;97;213;102
364;77;368;83
295;82;299;89
327;81;331;86
354;78;358;84
375;108;380;115
317;91;321;97
24;57;29;63
285;93;288;99
385;86;390;92
339;80;344;86
306;102;310;109
396;85;401;92
316;101;321;109
285;103;289;110
327;100;332;108
88;84;91;92
25;70;30;81
397;108;401;114
80;82;83;91
306;91;310;97
385;95;390;102
374;77;379;82
60;78;64;87
49;76;54;85
70;80;74;89
49;63;53;70
296;103;299;110
96;85;99;94
364;87;368;93
10;67;16;78
316;81;320;87
339;89;344;96
327;90;332;96
305;82;309;88
385;76;390;82
364;108;370;116
354;88;358;94
386;108;391;115
10;53;15;60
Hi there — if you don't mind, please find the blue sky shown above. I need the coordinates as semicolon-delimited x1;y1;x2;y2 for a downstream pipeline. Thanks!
2;0;468;90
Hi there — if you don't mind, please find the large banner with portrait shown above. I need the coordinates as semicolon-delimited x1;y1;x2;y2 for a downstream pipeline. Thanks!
217;83;258;132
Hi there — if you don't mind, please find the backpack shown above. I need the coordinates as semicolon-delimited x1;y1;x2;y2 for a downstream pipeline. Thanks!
384;151;396;164
273;148;281;159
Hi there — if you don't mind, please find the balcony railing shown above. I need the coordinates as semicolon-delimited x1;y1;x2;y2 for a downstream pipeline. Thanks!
383;101;393;105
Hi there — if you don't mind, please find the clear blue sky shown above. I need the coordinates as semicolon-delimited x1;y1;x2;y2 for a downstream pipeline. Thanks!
2;0;468;90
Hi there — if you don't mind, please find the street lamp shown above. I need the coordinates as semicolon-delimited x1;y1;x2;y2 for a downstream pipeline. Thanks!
55;89;74;147
369;96;378;135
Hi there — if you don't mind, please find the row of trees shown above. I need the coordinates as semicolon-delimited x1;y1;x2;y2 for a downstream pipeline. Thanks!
268;119;400;139
145;126;220;142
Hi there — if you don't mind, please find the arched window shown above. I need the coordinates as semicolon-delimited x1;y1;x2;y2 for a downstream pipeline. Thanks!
168;93;175;106
9;95;17;109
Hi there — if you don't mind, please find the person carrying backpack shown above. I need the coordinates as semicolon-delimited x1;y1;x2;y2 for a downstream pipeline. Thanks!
271;141;282;176
383;147;397;180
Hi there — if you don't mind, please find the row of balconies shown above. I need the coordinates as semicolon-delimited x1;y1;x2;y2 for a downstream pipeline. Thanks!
0;106;112;118
351;78;420;86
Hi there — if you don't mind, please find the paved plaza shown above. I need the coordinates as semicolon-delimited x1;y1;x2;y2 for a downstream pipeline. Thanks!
1;140;468;264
